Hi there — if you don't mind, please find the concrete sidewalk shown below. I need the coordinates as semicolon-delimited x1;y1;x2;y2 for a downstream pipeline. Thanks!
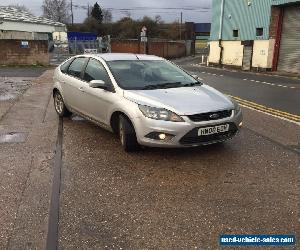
0;70;57;249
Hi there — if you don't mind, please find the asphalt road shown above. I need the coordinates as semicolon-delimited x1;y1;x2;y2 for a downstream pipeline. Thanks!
0;67;48;77
177;59;300;116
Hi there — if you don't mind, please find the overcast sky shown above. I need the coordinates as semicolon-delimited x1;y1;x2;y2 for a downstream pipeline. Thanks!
4;0;212;23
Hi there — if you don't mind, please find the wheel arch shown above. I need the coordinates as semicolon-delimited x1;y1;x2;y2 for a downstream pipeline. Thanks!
52;88;59;97
110;111;135;134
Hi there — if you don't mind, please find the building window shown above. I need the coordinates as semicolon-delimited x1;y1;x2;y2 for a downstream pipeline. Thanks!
233;29;239;38
256;28;263;37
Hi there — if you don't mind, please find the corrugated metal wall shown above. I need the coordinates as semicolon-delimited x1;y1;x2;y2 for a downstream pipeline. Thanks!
277;5;300;73
210;0;300;41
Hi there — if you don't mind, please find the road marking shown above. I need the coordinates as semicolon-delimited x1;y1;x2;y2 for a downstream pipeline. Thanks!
240;105;300;125
242;79;298;89
188;66;299;89
229;95;300;123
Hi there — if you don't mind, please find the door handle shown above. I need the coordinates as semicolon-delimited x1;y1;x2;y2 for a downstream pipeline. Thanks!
78;87;84;92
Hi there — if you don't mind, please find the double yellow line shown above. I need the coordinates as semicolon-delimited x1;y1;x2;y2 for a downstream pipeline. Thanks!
229;95;300;123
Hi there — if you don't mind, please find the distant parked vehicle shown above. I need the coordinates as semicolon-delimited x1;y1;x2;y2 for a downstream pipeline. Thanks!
53;53;243;151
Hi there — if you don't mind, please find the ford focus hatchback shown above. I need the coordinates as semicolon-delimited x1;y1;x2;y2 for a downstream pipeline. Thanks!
53;53;242;151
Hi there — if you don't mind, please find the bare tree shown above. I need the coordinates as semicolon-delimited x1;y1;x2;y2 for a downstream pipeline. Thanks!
8;4;32;14
102;9;112;23
42;0;70;24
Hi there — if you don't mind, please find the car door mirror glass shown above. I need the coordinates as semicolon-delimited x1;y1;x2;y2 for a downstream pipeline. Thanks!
89;80;106;89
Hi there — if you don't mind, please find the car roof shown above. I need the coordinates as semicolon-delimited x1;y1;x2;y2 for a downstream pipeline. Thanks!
91;53;164;62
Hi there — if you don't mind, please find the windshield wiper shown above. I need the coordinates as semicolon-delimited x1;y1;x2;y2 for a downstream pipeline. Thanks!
182;82;203;87
142;82;183;90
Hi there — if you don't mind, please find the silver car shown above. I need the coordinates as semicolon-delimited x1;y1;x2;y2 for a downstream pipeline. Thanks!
53;53;242;151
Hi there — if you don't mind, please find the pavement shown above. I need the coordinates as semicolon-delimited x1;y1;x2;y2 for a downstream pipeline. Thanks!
0;69;57;249
0;66;299;249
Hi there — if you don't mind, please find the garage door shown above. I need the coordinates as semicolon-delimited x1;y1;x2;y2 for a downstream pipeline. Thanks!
277;5;300;74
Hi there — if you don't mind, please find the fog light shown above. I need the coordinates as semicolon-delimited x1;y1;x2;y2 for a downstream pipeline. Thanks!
145;132;175;141
158;133;166;140
239;122;243;127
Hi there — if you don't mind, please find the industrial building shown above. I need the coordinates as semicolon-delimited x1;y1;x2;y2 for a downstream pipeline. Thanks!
0;7;66;65
208;0;300;74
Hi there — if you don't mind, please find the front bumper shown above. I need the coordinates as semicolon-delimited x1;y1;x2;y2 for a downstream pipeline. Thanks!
132;109;243;148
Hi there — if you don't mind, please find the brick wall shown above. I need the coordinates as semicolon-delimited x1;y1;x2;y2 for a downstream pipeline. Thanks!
0;40;49;65
111;39;186;59
269;6;282;39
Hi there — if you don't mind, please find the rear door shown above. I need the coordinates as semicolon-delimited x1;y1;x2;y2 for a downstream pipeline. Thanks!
81;58;116;124
61;57;88;113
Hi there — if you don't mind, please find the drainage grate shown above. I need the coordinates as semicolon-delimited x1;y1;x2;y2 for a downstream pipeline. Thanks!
0;132;27;143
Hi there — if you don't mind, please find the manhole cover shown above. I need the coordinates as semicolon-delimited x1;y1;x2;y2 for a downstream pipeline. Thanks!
0;132;27;143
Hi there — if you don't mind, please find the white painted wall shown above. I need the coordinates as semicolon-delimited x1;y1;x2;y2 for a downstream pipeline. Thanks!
221;41;244;67
0;21;66;33
252;40;273;69
53;32;68;42
208;41;221;64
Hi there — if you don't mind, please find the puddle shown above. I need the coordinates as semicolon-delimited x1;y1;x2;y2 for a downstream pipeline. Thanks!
0;78;32;101
0;132;27;143
0;93;16;101
71;115;86;122
289;144;300;154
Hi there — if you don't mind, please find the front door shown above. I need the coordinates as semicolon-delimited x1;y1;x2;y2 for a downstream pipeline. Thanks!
81;58;115;124
61;57;88;113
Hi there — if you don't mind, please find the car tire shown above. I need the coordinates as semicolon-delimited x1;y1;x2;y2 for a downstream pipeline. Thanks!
54;91;71;117
119;115;140;152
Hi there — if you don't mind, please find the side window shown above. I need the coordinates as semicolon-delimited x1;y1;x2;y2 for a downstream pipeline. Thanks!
83;58;112;84
67;57;87;78
60;58;74;74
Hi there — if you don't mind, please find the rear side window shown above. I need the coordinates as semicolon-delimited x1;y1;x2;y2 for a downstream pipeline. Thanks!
83;58;112;84
67;57;87;78
60;59;74;73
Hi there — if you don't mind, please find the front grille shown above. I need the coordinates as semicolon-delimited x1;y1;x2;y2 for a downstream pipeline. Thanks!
179;123;238;145
187;110;232;122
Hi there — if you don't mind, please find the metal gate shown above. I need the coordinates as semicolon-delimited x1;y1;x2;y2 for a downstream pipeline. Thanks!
277;5;300;74
242;45;252;71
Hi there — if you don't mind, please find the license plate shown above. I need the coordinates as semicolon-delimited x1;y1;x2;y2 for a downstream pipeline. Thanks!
198;124;229;136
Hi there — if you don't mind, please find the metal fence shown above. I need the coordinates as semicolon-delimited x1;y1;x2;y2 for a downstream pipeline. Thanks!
49;36;111;65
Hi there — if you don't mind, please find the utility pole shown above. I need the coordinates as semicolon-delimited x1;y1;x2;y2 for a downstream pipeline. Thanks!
87;3;90;18
180;12;183;40
71;0;74;25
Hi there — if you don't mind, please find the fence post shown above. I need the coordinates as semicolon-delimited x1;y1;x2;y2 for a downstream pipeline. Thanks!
74;37;77;54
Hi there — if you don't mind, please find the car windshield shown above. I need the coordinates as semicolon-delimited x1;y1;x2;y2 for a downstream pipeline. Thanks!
107;60;201;90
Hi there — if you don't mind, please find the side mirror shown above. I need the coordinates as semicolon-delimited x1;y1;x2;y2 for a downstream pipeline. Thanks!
89;80;106;89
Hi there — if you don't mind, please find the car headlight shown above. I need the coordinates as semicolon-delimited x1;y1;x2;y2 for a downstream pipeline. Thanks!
138;105;184;122
232;99;241;114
